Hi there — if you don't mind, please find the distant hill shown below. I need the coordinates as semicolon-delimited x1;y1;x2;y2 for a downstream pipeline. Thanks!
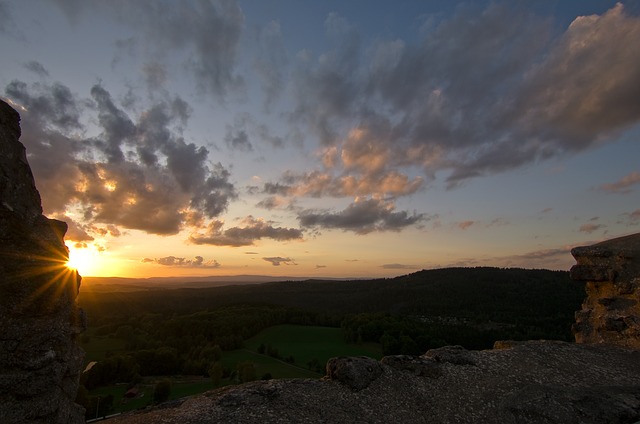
79;267;585;326
81;274;346;292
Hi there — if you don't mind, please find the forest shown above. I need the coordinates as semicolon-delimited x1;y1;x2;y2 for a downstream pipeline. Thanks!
76;267;585;419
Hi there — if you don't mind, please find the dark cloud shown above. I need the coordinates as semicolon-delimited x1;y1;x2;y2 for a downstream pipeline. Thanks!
24;61;50;78
598;171;640;194
298;198;425;234
255;196;287;210
189;216;303;246
224;114;253;152
5;80;236;235
143;255;221;268
263;256;296;266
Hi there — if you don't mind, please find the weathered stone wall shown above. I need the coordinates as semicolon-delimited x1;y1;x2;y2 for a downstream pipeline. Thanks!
571;233;640;348
0;100;85;423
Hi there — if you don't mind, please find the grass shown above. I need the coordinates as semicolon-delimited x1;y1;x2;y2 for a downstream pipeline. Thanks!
222;349;321;379
88;378;218;415
244;324;382;366
85;324;383;414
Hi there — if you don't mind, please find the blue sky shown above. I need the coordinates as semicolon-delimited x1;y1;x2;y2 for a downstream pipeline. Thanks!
1;0;639;278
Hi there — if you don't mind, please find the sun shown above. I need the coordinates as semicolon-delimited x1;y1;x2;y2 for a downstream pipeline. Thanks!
65;243;103;276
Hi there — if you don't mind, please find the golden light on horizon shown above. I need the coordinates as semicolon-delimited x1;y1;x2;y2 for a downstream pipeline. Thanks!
65;242;109;277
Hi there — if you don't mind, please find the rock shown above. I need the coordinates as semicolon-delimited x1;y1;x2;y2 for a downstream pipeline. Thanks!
325;356;383;391
108;341;640;424
423;345;477;365
0;100;84;424
380;355;442;377
571;233;640;348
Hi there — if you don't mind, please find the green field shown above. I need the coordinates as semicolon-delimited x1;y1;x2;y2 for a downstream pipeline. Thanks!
88;378;218;416
241;324;382;370
85;324;382;415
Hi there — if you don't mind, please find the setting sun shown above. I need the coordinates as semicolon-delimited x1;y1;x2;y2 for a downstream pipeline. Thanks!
65;243;106;276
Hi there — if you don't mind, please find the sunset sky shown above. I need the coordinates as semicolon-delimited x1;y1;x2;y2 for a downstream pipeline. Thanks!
1;0;639;278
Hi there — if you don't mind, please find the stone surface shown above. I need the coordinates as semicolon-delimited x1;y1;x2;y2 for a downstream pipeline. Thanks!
325;356;383;391
571;233;640;348
0;100;85;423
108;341;640;424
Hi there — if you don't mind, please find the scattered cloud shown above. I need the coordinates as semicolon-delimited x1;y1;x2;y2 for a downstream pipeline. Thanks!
598;171;640;194
189;216;303;246
298;198;426;234
24;61;50;78
142;255;221;268
456;221;475;230
53;0;245;99
622;209;640;226
579;223;604;234
263;256;296;266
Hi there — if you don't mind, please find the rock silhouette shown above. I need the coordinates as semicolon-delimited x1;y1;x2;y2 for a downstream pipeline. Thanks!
0;100;85;424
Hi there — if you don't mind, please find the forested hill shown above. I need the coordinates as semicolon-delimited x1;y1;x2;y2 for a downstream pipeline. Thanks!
79;267;584;324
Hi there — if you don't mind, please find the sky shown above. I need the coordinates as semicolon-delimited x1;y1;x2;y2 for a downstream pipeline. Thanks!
1;0;639;278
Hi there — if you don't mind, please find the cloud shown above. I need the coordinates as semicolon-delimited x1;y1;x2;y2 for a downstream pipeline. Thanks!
143;255;221;268
622;209;640;226
263;256;296;266
253;20;288;109
189;216;303;246
53;0;245;99
24;61;50;78
381;263;420;270
456;221;475;230
598;171;640;194
579;223;604;234
298;198;426;234
5;80;237;235
255;195;288;210
287;4;640;188
224;114;253;152
0;1;15;34
52;214;94;242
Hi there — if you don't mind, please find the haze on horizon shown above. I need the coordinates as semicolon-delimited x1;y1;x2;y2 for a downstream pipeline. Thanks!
1;0;639;279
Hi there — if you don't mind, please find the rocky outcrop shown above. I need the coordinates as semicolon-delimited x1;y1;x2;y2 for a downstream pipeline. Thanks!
570;233;640;348
0;100;85;423
109;341;640;424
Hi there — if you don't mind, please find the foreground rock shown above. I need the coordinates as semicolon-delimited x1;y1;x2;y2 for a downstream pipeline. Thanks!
0;100;85;423
110;341;640;424
571;233;640;348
